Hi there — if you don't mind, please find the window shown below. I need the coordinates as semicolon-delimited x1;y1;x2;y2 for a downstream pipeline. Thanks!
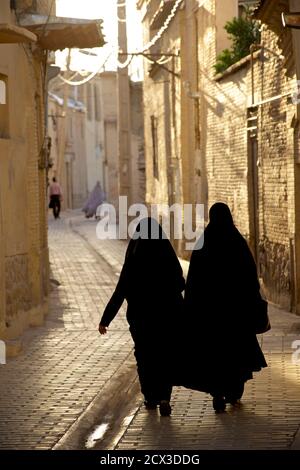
0;75;9;139
94;84;101;121
151;115;159;179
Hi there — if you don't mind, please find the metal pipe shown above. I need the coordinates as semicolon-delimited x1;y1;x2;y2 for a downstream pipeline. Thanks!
250;42;284;107
248;91;292;109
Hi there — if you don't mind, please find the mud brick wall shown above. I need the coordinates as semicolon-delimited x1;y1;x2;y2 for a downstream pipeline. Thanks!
256;28;296;308
5;255;31;322
202;25;296;309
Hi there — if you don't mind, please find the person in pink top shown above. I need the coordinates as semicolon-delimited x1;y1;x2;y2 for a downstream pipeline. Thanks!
49;177;63;219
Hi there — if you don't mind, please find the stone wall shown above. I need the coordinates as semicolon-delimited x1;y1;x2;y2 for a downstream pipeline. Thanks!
0;0;49;350
48;72;120;211
141;0;182;209
5;255;31;322
255;27;296;308
138;0;300;311
130;81;145;204
197;7;297;309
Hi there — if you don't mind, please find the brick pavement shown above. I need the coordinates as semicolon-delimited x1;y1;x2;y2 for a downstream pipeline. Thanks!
70;214;300;450
114;320;300;449
2;212;300;450
0;214;132;449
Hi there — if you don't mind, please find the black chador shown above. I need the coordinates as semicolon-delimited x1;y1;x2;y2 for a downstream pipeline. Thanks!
181;203;267;412
99;217;185;416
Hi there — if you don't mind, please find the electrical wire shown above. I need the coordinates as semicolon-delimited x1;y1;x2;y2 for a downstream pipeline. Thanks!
57;50;113;86
143;55;174;65
116;54;133;69
138;0;183;53
58;67;101;85
56;0;182;84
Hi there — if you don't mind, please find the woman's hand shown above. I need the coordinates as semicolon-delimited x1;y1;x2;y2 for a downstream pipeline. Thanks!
99;324;107;335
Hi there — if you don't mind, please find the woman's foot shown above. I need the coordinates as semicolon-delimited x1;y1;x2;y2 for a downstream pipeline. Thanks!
159;400;171;416
144;401;158;410
225;383;244;405
212;396;226;413
225;397;241;406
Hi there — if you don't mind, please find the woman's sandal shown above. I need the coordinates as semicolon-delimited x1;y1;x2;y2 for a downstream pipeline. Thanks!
144;401;158;410
159;400;172;416
212;396;226;413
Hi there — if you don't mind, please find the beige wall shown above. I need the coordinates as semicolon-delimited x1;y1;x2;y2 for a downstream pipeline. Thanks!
0;191;5;338
49;72;120;210
141;0;182;210
130;81;145;204
71;111;88;207
0;0;50;350
216;0;238;55
254;26;296;309
180;0;239;211
84;79;103;194
191;0;298;310
48;96;88;209
184;0;298;309
140;0;238;256
104;120;118;209
101;73;118;206
139;0;300;312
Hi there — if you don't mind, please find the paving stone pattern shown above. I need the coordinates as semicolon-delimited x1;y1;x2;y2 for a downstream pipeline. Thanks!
1;213;300;450
70;215;300;450
0;215;132;449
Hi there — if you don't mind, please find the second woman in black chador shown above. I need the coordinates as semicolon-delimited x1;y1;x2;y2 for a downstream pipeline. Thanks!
99;217;185;416
182;203;267;412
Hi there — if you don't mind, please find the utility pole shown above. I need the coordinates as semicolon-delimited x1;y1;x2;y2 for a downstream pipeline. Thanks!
57;48;71;207
117;0;132;209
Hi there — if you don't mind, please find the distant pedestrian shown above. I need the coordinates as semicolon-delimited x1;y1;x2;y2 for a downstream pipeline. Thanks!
82;181;105;219
99;217;185;416
49;177;62;219
182;202;268;412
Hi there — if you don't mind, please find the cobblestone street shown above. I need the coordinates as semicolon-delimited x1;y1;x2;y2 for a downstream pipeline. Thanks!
1;212;300;450
0;213;132;450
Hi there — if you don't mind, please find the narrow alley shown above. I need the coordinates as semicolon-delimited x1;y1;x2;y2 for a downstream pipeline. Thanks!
2;0;300;461
1;213;300;451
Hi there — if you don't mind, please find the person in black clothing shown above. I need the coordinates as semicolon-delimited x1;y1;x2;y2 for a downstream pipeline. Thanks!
99;217;185;416
183;202;267;412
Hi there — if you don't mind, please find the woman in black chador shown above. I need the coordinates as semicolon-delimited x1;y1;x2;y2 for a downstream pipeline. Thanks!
183;202;267;412
99;217;185;416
